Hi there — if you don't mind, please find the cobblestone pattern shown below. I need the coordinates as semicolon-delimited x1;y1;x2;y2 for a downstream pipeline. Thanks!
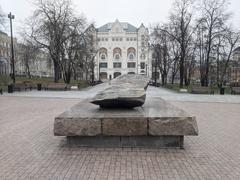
0;96;240;180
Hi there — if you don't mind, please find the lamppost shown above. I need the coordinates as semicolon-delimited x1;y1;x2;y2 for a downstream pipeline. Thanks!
8;12;15;83
145;64;148;76
98;63;101;81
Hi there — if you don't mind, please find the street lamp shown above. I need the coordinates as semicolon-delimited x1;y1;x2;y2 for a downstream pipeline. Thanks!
145;64;148;76
99;63;101;81
8;12;15;83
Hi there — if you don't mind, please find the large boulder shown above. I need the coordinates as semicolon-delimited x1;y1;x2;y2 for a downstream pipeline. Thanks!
90;74;150;108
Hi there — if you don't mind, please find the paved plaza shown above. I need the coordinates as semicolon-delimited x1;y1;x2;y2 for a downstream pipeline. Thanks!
0;86;240;179
3;85;240;104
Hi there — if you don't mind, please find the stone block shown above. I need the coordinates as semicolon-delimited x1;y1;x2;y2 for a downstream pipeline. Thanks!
90;74;150;108
54;118;101;136
148;117;198;136
66;136;183;148
54;97;198;138
67;136;121;147
102;118;147;136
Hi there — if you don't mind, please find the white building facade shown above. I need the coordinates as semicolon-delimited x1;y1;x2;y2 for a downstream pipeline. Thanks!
0;31;17;76
94;20;152;80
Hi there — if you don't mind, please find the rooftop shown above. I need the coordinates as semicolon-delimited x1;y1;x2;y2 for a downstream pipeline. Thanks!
97;20;138;33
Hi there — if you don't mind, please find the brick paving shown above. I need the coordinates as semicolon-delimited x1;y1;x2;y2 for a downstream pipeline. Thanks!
0;96;240;179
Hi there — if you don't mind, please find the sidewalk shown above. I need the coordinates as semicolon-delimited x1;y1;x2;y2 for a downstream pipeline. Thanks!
0;96;240;179
147;86;240;103
2;84;240;104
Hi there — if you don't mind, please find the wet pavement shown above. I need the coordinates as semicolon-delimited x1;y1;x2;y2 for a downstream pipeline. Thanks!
0;85;240;179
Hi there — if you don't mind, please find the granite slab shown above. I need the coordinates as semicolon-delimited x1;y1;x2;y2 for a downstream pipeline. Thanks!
54;97;198;137
90;74;150;108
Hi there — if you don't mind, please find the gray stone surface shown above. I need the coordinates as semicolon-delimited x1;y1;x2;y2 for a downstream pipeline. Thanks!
90;74;150;108
66;136;183;148
54;118;101;136
54;97;198;136
110;74;150;90
149;117;198;136
102;118;147;136
2;96;240;179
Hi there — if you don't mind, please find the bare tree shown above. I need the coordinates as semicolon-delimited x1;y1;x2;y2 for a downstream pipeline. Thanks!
184;36;198;86
198;0;230;86
18;41;40;78
169;40;180;84
26;0;79;82
159;0;195;88
219;29;240;86
82;25;98;83
151;25;172;86
60;16;87;84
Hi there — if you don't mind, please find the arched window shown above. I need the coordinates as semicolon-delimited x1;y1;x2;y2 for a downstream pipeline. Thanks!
99;47;108;59
113;47;122;60
129;53;134;60
115;54;120;60
127;47;136;60
101;54;106;60
114;72;121;78
128;72;135;75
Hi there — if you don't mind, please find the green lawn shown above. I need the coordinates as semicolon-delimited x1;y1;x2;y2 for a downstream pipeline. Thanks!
0;75;11;92
0;75;89;92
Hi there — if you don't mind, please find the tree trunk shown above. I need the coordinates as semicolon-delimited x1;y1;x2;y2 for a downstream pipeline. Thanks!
179;55;184;88
171;74;175;84
187;69;192;86
204;27;213;87
220;46;233;86
25;62;31;79
53;62;60;83
154;55;158;85
184;66;188;86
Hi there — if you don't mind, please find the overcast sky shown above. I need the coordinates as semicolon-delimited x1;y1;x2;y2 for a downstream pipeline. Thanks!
1;0;240;38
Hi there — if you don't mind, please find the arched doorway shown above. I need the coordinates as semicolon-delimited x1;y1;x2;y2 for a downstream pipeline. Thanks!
128;72;135;74
140;70;145;74
114;72;121;78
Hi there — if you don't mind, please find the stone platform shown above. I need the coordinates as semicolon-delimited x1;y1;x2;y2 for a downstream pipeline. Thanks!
66;136;184;148
54;98;198;148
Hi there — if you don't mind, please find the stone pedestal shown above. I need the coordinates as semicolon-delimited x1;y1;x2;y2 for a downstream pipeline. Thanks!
67;136;184;148
54;97;198;148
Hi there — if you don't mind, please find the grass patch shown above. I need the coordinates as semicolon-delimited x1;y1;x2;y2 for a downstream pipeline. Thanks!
0;75;11;92
0;75;12;85
77;80;89;89
0;75;90;92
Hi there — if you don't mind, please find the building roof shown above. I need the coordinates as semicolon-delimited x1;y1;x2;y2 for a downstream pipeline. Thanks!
97;21;138;33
